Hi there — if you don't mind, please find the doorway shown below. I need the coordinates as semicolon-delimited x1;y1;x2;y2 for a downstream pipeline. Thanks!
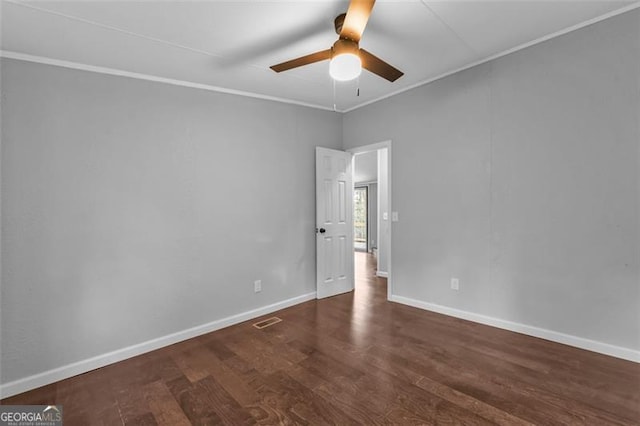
349;141;392;300
314;142;392;301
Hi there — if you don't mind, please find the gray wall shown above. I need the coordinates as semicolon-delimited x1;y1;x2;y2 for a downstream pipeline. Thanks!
2;9;639;389
0;59;342;383
344;10;640;351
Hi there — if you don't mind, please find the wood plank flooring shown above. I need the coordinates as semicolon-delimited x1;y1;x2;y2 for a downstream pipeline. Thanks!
3;253;639;425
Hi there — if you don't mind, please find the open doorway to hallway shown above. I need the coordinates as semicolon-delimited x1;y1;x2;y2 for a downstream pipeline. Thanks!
353;150;378;255
351;143;391;296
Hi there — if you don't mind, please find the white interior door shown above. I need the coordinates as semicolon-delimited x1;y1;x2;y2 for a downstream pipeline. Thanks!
316;147;354;299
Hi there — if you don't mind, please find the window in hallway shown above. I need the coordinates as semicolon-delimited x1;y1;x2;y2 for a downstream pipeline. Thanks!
354;186;367;251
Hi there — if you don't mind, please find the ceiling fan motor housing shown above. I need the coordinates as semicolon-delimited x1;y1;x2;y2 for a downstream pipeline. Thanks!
332;38;359;58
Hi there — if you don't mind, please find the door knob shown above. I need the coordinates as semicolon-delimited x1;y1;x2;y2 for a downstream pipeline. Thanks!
318;228;326;234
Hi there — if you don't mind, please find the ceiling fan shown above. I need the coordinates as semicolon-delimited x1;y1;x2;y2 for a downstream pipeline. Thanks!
270;0;403;83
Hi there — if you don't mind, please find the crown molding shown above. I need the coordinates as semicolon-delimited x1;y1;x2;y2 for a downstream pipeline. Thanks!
0;50;338;113
2;2;638;114
343;1;640;113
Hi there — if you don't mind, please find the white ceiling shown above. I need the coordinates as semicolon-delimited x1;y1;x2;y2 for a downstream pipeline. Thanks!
2;0;637;112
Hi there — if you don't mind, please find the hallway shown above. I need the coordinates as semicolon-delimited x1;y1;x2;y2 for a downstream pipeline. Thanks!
354;251;387;300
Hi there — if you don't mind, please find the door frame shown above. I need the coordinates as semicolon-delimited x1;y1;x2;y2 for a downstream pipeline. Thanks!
347;140;393;301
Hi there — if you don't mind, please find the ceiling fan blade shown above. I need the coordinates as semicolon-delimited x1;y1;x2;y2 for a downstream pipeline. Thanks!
360;49;404;82
270;49;332;72
340;0;375;42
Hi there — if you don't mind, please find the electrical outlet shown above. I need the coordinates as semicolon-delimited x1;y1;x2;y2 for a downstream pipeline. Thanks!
254;280;262;293
451;278;459;291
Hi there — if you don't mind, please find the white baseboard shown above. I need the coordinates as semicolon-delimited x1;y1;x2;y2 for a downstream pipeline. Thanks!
390;295;640;363
376;271;388;278
0;292;316;399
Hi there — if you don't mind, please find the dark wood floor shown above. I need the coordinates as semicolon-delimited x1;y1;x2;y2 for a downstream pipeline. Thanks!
3;253;640;425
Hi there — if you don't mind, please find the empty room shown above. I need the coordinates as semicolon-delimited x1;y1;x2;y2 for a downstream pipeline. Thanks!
1;0;639;424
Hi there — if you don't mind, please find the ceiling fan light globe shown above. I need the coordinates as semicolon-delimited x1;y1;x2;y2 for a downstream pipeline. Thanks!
329;53;362;81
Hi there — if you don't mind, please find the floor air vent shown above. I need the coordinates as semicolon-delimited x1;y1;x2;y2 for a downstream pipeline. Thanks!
252;317;282;329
